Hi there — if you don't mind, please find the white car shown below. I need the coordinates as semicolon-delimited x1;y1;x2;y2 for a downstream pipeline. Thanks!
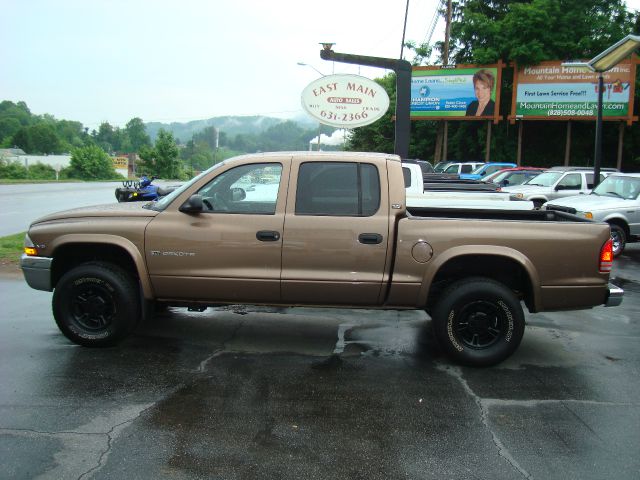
544;173;640;256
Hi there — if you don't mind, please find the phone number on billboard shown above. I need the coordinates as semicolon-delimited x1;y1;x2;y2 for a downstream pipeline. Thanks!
321;111;370;122
547;109;595;116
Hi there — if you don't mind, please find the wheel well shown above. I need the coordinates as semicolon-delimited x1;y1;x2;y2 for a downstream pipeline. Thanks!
51;243;139;289
426;255;534;312
606;219;629;237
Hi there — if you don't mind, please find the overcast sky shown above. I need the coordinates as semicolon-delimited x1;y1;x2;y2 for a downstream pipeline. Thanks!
2;0;639;129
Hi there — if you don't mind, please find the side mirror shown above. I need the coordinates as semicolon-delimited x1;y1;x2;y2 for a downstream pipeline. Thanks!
501;179;510;186
231;187;246;202
179;194;203;213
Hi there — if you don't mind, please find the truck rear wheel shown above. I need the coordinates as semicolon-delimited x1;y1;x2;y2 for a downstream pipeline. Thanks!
52;262;139;347
431;277;525;367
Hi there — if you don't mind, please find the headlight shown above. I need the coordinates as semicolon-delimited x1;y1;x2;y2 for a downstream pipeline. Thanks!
515;193;524;199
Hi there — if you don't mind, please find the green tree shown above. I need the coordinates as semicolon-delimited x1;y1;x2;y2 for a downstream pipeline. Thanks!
124;117;151;153
450;0;634;65
139;129;182;178
67;145;118;180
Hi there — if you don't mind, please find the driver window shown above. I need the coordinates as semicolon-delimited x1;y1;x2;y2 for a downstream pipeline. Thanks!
197;163;282;214
558;173;581;189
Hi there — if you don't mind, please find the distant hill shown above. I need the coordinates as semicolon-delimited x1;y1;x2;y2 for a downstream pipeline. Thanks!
146;115;317;142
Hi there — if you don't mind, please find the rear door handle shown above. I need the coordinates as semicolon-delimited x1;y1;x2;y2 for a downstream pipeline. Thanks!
358;233;383;244
256;230;281;242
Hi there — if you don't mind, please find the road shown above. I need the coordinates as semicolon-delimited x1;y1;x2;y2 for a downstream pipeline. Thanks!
0;182;119;236
0;246;638;479
0;181;180;237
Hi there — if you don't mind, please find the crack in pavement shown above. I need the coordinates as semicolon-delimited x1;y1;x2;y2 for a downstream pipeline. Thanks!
437;364;534;480
194;320;245;373
1;403;155;480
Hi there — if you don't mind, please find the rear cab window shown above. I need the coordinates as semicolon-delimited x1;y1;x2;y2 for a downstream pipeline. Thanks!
295;162;380;216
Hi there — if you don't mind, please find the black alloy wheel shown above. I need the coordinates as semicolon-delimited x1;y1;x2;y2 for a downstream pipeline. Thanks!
431;277;525;367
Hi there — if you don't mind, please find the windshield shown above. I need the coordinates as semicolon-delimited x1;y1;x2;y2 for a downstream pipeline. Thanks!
592;175;640;200
471;165;486;175
523;171;562;187
148;162;227;211
433;162;450;173
490;170;513;183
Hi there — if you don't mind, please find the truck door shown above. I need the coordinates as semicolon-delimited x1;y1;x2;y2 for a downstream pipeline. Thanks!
281;159;390;305
145;159;289;303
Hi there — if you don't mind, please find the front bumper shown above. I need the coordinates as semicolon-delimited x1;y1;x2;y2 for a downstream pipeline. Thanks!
20;254;53;292
605;283;624;307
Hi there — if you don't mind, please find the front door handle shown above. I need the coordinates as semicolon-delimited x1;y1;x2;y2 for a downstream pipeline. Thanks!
256;230;281;242
358;233;383;245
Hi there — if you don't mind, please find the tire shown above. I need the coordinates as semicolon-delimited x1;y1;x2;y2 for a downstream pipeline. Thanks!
52;262;140;347
609;224;626;257
431;277;525;367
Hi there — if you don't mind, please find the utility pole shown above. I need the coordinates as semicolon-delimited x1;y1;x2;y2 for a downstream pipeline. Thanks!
435;0;452;163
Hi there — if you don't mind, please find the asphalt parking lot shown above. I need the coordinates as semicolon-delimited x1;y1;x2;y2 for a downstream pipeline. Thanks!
0;246;638;480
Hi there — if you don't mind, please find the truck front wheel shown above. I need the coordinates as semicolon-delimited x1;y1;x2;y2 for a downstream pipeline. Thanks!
52;262;139;347
431;277;525;367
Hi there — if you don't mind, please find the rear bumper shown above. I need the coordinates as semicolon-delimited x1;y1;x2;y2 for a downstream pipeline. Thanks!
605;283;624;307
20;254;53;292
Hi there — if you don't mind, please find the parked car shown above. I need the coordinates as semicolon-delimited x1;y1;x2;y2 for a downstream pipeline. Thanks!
502;166;616;208
482;167;547;186
402;163;534;210
403;158;434;176
434;161;485;175
459;162;517;180
544;173;640;256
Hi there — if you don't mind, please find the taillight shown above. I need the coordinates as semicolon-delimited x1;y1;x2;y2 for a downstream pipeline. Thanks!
599;238;613;273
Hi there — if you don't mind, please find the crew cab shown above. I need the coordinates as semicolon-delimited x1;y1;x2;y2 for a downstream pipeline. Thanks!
545;173;640;256
21;152;623;367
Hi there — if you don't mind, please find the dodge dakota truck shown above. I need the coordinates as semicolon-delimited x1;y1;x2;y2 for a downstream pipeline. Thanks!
21;152;623;366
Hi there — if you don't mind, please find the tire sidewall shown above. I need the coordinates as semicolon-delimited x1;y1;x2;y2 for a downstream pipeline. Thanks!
53;263;138;347
433;278;525;367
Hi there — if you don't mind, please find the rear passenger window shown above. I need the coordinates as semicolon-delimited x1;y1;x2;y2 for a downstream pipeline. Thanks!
402;167;412;188
295;162;380;216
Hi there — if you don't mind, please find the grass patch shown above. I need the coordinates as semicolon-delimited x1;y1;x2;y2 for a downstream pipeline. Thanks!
0;232;25;265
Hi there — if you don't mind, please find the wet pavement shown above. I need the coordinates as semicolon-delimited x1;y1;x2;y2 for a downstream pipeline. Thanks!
0;246;639;479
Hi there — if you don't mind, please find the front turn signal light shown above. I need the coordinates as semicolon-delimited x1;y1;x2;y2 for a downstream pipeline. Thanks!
584;212;593;219
24;247;38;256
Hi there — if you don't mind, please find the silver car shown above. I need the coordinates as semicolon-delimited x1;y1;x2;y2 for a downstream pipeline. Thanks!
544;173;640;256
503;167;615;208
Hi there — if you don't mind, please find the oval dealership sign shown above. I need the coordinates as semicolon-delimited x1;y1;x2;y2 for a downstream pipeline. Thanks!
301;74;390;128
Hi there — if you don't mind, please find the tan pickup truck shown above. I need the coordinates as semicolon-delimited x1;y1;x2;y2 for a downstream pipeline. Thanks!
20;152;623;366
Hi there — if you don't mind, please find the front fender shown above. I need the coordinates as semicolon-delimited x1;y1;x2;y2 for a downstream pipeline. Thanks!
49;234;153;299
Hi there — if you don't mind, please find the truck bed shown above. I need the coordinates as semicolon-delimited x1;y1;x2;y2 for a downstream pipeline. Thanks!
406;206;592;222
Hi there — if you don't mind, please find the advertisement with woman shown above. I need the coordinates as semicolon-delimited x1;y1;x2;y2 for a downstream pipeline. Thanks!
410;63;502;120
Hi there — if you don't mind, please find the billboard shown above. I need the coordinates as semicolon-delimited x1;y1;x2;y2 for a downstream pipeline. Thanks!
410;63;503;121
510;60;637;123
301;74;390;128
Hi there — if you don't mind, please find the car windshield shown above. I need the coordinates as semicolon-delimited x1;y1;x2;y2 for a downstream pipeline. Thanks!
433;162;450;173
490;170;513;183
471;165;487;175
148;161;227;211
591;175;640;200
524;171;561;187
